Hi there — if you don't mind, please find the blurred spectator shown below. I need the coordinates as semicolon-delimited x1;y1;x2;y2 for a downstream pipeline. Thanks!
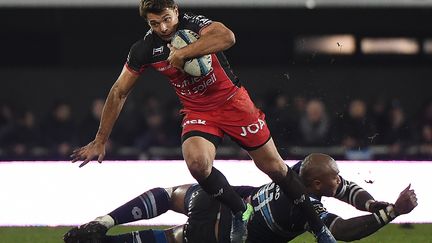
41;101;77;159
293;95;307;117
337;99;377;149
0;102;14;127
266;93;296;148
370;97;388;142
381;101;412;157
419;100;432;126
2;110;41;160
3;94;432;161
298;99;331;146
0;102;15;149
111;98;141;147
134;111;173;155
164;101;183;147
124;96;178;157
418;124;432;158
78;98;105;144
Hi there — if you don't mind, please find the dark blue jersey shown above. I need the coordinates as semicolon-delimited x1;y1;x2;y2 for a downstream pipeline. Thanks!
183;162;371;242
247;161;364;242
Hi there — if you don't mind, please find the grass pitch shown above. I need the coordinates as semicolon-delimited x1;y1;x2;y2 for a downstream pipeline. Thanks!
1;224;431;243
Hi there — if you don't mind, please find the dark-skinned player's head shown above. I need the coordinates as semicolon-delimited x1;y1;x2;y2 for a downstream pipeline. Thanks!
299;153;341;197
139;0;179;41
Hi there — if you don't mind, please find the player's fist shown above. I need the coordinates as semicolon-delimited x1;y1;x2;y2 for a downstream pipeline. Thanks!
394;184;418;215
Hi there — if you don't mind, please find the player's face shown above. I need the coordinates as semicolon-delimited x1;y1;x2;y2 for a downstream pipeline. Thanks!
147;7;179;41
318;165;341;197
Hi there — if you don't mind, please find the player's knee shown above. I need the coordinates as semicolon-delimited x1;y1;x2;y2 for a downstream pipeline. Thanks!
186;155;212;180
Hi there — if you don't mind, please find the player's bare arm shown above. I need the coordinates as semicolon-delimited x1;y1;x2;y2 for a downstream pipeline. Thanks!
71;67;139;167
329;184;417;241
168;22;235;70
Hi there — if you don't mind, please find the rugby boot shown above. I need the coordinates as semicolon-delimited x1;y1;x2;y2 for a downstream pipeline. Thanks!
230;203;253;243
63;221;108;243
315;225;337;243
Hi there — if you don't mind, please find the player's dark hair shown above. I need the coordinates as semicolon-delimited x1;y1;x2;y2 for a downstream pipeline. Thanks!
139;0;177;19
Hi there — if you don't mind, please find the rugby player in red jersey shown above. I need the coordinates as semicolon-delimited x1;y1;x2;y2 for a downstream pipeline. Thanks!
64;153;418;243
69;1;334;242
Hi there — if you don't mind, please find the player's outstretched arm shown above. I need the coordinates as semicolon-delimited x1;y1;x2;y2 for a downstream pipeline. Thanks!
334;176;392;213
329;184;418;242
70;66;139;167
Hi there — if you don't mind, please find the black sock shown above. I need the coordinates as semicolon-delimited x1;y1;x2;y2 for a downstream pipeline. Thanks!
105;229;167;243
108;187;170;225
197;167;246;214
276;167;325;234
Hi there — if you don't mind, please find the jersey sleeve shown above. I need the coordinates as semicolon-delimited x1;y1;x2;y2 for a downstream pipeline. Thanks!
125;39;151;75
333;176;375;211
181;12;213;34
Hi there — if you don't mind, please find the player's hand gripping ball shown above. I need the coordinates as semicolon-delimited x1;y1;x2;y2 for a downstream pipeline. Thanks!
170;29;212;77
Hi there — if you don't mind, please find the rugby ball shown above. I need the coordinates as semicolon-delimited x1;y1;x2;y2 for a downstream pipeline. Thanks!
171;29;212;77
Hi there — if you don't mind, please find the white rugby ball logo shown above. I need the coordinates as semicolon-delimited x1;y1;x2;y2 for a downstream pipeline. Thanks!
171;29;213;77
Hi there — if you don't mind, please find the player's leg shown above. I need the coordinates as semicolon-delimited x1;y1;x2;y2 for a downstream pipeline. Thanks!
104;226;181;243
63;185;190;243
182;135;246;215
182;133;247;243
247;139;334;242
183;185;229;243
218;87;335;242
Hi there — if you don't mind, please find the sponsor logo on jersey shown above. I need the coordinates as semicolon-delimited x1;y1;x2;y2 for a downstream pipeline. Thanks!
212;188;224;198
173;72;216;96
240;118;266;137
182;119;207;127
293;194;306;205
152;46;164;56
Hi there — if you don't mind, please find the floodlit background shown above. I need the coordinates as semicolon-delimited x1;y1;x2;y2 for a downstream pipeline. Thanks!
0;160;430;226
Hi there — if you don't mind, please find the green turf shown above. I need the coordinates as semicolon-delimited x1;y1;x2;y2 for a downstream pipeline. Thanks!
0;224;431;243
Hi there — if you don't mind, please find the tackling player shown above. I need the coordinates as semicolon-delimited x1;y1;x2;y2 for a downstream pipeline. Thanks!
69;0;333;241
64;153;418;243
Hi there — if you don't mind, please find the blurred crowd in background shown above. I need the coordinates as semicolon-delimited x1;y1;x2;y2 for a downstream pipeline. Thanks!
1;92;432;161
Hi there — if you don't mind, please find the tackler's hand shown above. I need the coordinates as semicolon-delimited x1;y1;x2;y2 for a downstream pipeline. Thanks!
394;184;418;215
70;140;106;168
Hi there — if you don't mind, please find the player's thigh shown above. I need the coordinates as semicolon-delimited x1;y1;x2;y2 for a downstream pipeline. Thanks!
181;115;223;165
170;184;194;215
247;138;287;177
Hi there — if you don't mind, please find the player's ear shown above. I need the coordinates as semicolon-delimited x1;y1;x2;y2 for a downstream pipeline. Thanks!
313;179;321;191
173;5;179;16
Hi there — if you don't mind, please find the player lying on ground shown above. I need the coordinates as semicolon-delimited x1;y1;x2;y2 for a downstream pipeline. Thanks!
64;153;418;243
